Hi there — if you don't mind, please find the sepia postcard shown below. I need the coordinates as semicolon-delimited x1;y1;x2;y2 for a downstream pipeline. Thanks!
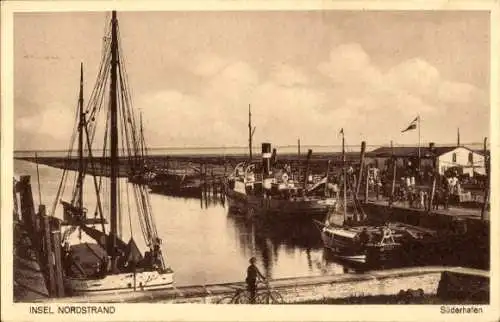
1;0;499;321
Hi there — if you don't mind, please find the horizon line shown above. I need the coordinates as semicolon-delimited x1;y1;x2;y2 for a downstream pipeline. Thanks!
13;141;488;153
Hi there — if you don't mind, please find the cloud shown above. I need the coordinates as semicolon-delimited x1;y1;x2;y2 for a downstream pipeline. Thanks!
270;63;309;87
15;43;488;150
189;52;227;77
16;102;76;149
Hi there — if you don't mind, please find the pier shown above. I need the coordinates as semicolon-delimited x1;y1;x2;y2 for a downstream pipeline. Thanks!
38;266;489;304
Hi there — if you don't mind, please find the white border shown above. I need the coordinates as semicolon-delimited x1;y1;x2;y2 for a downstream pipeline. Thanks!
2;1;499;321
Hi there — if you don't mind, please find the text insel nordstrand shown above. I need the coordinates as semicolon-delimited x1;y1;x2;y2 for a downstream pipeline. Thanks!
30;305;116;314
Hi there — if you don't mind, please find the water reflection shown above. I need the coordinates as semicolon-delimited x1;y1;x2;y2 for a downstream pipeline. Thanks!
15;159;354;286
226;210;350;279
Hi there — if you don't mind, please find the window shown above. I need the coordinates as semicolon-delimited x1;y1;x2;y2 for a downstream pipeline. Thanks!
468;152;474;164
452;153;457;163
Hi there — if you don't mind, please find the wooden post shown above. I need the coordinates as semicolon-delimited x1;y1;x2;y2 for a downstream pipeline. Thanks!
248;104;256;162
356;141;366;196
390;141;396;206
19;176;37;235
304;149;313;187
429;173;437;212
13;179;20;222
324;160;331;197
481;137;489;220
51;230;65;297
364;165;370;203
41;206;56;296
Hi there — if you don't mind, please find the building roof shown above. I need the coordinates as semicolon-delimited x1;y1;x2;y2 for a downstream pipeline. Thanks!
367;146;459;158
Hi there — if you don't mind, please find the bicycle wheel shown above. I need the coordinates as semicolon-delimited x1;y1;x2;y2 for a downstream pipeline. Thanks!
217;295;236;304
235;291;250;304
256;291;284;304
269;290;284;304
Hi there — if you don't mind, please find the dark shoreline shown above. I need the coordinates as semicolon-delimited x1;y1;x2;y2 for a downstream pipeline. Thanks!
15;152;362;178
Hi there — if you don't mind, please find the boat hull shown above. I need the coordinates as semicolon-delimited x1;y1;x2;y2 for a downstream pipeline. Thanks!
65;270;174;296
226;187;336;219
321;228;402;266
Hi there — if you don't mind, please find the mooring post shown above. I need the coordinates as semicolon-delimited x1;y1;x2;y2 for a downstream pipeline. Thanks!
19;176;37;236
481;137;489;220
40;205;57;296
390;141;396;206
356;141;366;197
364;165;370;203
324;160;331;197
304;149;313;187
51;230;65;297
13;178;20;222
429;173;437;212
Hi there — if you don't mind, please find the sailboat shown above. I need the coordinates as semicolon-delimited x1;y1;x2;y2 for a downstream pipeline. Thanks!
128;111;155;185
53;11;174;295
316;130;401;265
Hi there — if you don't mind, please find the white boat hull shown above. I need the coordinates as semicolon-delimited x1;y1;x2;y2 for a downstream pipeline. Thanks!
66;270;174;295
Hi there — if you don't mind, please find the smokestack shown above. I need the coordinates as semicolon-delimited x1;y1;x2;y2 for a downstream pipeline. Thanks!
429;142;435;152
271;148;277;165
262;142;272;176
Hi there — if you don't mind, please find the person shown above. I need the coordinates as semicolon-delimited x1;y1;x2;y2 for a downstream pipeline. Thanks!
246;257;266;303
359;228;369;245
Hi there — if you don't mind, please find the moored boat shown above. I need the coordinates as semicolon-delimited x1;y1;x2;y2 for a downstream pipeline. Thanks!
225;142;337;219
53;11;174;296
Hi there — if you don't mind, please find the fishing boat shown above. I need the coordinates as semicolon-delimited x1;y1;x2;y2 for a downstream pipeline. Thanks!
52;11;174;296
315;130;402;265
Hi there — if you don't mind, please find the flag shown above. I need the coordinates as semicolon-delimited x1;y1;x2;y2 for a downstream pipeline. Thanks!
401;116;419;133
339;128;344;136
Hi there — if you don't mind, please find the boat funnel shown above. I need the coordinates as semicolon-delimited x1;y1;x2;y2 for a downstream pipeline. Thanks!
262;142;272;176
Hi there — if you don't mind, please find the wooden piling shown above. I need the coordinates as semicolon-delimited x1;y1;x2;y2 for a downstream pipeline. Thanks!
364;165;370;203
41;206;57;296
13;179;20;222
51;230;65;297
19;176;37;236
390;141;396;206
481;137;489;220
429;174;437;212
356;141;366;196
304;149;313;187
324;160;331;197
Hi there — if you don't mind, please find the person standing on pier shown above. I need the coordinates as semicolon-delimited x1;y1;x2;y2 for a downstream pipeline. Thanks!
246;257;266;303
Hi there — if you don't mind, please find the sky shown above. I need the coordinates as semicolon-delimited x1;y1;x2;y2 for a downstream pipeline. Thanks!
14;10;490;150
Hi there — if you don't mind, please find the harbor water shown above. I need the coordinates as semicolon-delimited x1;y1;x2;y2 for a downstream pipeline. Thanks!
14;159;349;287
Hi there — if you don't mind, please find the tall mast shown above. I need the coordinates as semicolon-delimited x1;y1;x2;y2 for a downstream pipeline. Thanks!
77;62;85;210
341;129;347;221
109;11;118;259
248;104;254;162
140;111;144;159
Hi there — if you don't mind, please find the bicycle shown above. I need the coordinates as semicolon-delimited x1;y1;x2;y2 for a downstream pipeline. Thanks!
216;285;250;304
254;280;284;304
216;281;284;304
